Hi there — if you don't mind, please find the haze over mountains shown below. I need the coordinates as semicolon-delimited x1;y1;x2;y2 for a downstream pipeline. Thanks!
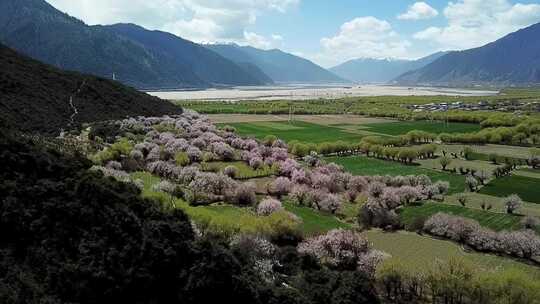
330;52;448;84
206;44;344;84
395;23;540;86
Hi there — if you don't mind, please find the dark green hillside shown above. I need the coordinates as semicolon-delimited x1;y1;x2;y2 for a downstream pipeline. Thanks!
0;43;182;135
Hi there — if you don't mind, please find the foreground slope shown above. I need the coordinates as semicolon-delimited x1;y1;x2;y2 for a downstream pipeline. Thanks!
0;0;265;88
395;23;540;86
0;43;182;135
207;44;345;84
330;52;448;83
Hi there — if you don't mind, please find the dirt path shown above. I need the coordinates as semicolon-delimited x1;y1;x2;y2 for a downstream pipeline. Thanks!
68;80;87;127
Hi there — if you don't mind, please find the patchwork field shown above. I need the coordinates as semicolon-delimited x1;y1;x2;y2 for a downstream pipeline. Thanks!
365;230;539;275
399;203;522;231
514;168;540;179
444;192;540;217
326;155;466;194
361;121;481;135
224;121;367;143
440;144;534;160
479;174;540;203
416;157;499;173
134;112;540;281
209;114;392;125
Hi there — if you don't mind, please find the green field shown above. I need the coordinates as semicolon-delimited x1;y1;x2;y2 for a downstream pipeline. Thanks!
399;203;522;231
224;121;365;143
366;230;540;275
326;155;466;194
479;174;540;203
201;161;277;179
362;121;482;135
284;202;350;235
132;171;347;236
443;192;540;217
515;168;540;179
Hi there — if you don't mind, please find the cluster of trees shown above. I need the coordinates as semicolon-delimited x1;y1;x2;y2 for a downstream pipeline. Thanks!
5;110;540;303
90;114;454;220
288;139;438;165
359;143;437;164
376;257;540;303
358;177;450;230
0;128;390;304
298;229;385;273
423;212;540;262
440;119;540;145
287;131;438;159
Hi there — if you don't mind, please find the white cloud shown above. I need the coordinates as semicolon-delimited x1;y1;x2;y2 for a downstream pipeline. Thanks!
271;34;283;41
413;0;540;49
46;0;298;46
398;2;439;20
317;17;412;67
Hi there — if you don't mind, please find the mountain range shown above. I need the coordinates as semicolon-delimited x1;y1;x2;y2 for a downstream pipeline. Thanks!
395;23;540;86
330;52;448;84
0;0;271;89
206;44;345;84
0;42;182;135
1;0;539;89
0;0;344;89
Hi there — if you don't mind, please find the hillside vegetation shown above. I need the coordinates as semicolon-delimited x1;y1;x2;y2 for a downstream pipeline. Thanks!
0;43;182;135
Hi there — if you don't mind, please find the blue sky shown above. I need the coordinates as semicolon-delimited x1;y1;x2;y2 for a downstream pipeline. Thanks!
47;0;540;67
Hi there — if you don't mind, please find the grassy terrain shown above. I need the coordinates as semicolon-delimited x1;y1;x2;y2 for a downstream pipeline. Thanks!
417;157;498;173
444;192;540;217
225;121;366;143
399;203;522;231
440;144;534;160
284;202;350;236
365;230;540;275
209;114;392;125
201;161;277;179
514;168;540;179
132;171;347;236
479;174;540;203
362;121;481;135
326;155;466;194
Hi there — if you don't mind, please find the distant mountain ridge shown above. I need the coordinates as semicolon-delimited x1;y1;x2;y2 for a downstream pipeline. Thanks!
0;43;182;135
395;23;540;86
102;24;273;86
206;44;346;84
0;0;267;89
330;52;448;84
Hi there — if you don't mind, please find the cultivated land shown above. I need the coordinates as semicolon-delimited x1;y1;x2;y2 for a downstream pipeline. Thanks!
366;230;540;275
208;114;392;125
399;203;523;231
85;89;540;286
326;155;467;194
223;121;368;143
360;121;482;135
479;174;540;203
